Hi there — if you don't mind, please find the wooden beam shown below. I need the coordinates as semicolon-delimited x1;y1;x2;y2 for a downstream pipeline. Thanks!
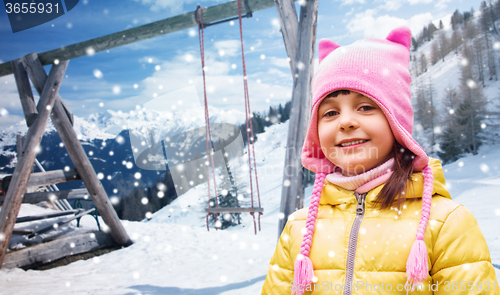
12;229;34;235
27;168;81;188
2;231;115;269
16;134;25;162
205;207;264;213
0;189;89;206
11;59;38;127
0;60;69;268
15;209;83;223
0;0;299;77
21;53;133;248
274;0;299;74
278;0;318;237
59;99;74;126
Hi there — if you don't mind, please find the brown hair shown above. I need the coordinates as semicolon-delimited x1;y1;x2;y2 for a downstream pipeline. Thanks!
323;90;415;210
374;141;415;210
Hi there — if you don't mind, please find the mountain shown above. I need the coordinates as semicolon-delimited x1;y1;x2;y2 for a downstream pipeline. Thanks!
0;105;247;202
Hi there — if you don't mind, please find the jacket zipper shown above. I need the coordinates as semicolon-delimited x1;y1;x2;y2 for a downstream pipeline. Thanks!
343;192;367;295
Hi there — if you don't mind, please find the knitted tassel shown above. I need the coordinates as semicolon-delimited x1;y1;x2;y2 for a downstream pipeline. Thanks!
405;239;428;292
292;254;314;295
405;164;433;294
292;172;326;295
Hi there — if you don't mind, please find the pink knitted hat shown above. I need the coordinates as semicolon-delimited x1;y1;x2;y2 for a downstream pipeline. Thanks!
293;27;434;295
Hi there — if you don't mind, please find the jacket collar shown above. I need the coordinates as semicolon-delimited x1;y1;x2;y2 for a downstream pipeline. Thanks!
319;157;451;206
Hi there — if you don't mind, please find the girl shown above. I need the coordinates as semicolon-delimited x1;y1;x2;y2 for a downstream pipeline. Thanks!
262;26;499;295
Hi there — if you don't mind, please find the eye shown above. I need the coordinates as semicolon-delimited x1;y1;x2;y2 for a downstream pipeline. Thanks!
324;110;339;117
359;105;375;112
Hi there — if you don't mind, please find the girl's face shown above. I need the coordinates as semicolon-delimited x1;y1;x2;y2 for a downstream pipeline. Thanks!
317;90;395;176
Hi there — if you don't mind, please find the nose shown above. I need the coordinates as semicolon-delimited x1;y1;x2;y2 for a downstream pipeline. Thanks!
338;111;359;131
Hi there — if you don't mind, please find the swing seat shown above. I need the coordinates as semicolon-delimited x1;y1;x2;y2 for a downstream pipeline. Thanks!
205;207;263;213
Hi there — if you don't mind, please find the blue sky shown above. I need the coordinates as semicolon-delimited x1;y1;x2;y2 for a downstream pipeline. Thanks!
0;0;481;130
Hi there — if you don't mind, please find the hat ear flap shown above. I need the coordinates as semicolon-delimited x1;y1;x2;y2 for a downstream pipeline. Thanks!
319;39;341;64
386;26;412;51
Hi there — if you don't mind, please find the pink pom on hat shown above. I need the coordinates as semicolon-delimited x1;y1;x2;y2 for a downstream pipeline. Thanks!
292;26;434;295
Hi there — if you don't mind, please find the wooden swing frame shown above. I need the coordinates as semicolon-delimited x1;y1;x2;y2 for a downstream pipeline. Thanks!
0;0;318;268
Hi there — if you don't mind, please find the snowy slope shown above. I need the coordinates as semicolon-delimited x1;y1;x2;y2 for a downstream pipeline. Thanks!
0;121;498;295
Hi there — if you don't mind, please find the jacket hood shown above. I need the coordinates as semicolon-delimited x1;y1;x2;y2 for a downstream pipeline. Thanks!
319;157;451;207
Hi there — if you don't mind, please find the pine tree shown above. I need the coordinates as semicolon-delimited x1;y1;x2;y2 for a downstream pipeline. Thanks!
451;9;464;30
430;41;440;65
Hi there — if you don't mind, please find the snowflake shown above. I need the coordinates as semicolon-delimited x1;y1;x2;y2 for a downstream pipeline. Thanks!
480;164;490;173
141;197;148;205
260;54;266;60
134;172;141;179
93;69;103;79
97;173;104;180
116;135;125;144
0;108;8;116
112;85;121;94
466;79;476;89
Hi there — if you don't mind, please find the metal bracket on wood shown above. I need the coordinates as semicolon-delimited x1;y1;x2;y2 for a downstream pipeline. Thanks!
195;0;253;29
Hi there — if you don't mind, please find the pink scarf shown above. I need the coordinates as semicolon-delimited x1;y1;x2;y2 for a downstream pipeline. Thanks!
325;158;395;194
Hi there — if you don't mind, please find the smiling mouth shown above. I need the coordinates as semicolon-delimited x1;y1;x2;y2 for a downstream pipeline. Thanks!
337;139;369;147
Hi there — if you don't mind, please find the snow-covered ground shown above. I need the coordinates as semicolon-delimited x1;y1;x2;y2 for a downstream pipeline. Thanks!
0;121;498;295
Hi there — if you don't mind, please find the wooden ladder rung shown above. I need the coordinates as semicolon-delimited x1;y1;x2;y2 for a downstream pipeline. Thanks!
205;207;263;213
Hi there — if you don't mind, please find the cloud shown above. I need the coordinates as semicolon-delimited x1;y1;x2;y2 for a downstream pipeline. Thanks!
0;115;25;130
434;0;453;10
59;47;292;122
269;57;291;69
214;40;241;57
346;9;434;39
132;0;198;14
337;0;365;5
378;0;404;11
0;74;24;113
408;0;433;4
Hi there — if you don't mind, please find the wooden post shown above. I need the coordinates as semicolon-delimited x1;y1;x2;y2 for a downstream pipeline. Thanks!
0;0;299;77
20;53;133;249
0;60;69;268
16;134;25;161
278;0;318;237
274;0;299;75
11;59;38;127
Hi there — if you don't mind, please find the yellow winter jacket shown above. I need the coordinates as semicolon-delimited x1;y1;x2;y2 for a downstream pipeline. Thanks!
262;158;499;294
